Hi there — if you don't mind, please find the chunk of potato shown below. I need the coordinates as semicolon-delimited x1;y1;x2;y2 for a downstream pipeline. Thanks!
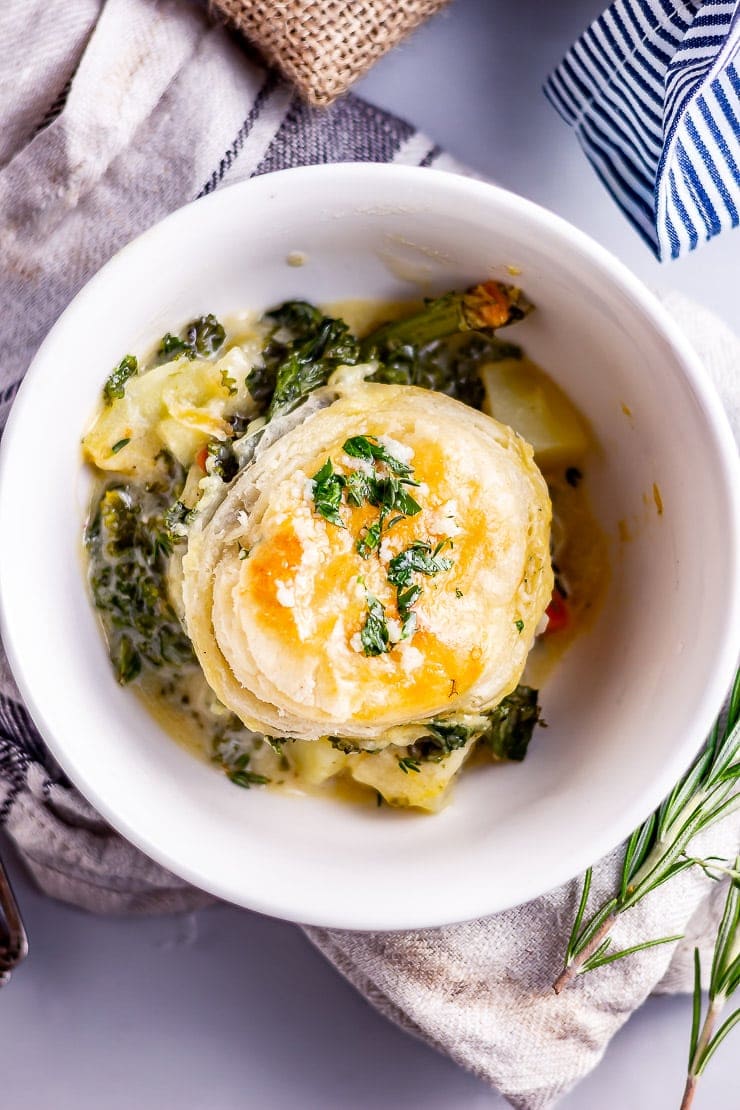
480;357;588;468
349;743;473;811
82;347;257;478
289;739;350;786
289;736;474;810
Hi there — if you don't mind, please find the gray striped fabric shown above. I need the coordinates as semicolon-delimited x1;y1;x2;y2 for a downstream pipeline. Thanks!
545;0;740;259
0;0;452;841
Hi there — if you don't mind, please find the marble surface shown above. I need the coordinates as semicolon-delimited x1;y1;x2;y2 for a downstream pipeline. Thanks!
1;1;738;1107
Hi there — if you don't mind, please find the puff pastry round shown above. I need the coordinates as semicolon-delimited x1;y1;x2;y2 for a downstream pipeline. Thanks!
181;379;553;742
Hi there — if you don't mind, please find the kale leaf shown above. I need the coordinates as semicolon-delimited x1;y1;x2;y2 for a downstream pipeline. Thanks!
103;354;138;405
478;685;542;762
370;332;521;410
158;313;226;361
407;686;541;765
246;301;360;420
86;485;194;684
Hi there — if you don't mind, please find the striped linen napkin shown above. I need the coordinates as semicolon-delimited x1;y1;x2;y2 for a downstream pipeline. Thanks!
1;2;739;1108
546;0;740;260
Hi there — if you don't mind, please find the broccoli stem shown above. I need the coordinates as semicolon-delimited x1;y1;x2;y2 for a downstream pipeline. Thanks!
361;281;530;360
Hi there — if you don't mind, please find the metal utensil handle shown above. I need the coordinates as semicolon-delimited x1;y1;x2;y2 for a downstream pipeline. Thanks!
0;853;28;985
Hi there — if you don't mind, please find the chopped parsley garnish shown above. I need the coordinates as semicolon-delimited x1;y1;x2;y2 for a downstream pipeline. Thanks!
455;588;464;599
398;757;422;774
311;458;346;528
387;540;454;590
367;474;422;519
396;583;421;640
360;594;391;656
158;314;226;361
514;619;524;633
356;521;382;559
110;438;131;455
103;354;138;404
346;470;374;507
343;434;413;477
220;368;237;395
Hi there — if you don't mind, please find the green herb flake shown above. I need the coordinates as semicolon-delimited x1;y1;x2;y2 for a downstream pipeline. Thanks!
455;588;464;599
343;434;413;477
398;757;422;775
515;619;524;633
220;368;237;396
311;458;346;528
356;521;382;559
387;541;454;590
116;635;142;685
360;594;391;657
228;769;271;789
103;354;138;405
110;438;131;455
346;470;374;507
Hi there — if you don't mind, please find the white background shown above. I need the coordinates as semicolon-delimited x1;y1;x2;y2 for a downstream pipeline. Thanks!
1;0;738;1107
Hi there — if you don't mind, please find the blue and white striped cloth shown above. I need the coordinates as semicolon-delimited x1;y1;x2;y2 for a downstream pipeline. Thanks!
546;0;740;260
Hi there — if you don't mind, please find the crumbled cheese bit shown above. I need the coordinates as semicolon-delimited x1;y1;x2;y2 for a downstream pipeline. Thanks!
399;645;424;672
275;580;295;608
340;452;374;475
386;618;402;644
350;631;363;653
377;435;414;466
379;538;394;564
427;499;461;537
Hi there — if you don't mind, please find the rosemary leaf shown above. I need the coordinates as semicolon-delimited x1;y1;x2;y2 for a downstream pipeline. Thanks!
554;669;740;995
681;859;740;1107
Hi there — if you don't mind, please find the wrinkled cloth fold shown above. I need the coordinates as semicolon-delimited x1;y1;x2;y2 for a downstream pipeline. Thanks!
1;3;738;1108
545;0;740;260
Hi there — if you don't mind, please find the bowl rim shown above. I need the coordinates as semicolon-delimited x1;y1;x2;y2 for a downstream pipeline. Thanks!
2;162;740;930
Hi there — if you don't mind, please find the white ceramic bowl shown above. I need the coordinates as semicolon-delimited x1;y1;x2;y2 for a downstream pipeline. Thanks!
1;165;739;930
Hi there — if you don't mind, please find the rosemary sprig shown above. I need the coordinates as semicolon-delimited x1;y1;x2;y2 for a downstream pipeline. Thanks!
681;857;740;1110
553;669;740;994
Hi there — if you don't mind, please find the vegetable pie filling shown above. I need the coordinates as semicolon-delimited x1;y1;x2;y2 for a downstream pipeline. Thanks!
82;285;605;809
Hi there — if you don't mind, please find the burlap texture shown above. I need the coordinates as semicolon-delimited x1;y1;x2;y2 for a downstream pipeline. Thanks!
210;0;450;105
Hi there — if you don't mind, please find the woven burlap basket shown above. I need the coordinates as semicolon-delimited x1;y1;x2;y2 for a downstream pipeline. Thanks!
210;0;451;106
